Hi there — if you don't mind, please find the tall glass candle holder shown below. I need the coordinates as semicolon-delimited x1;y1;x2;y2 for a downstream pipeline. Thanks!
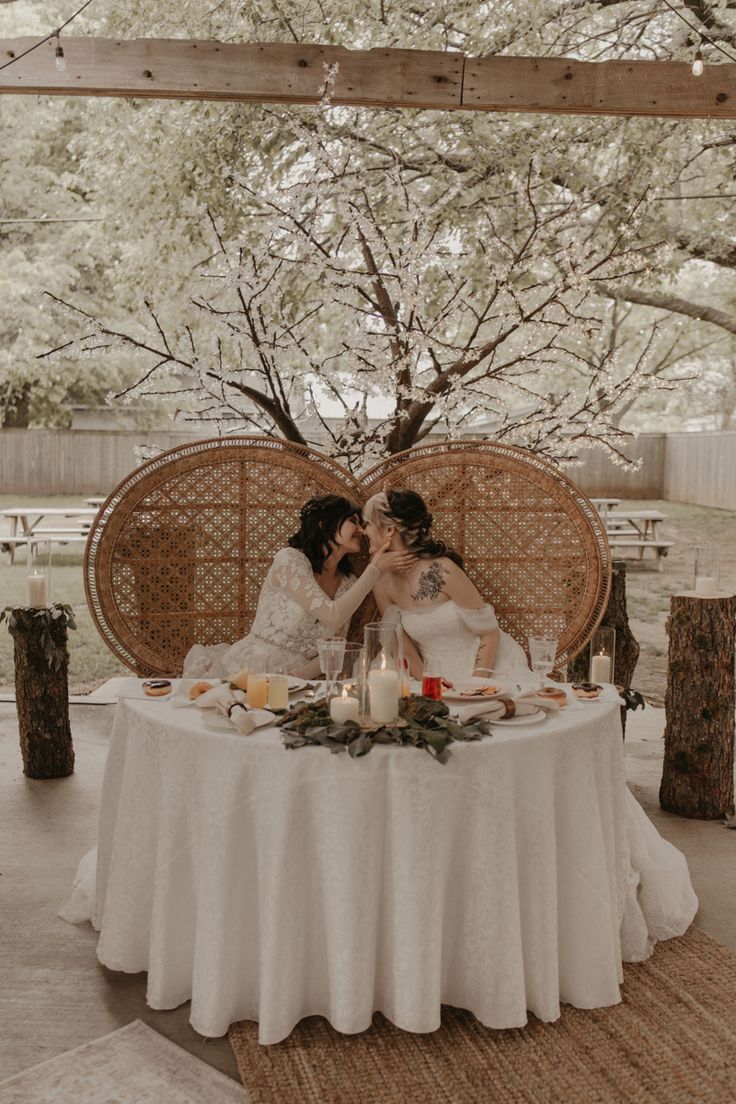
363;623;402;724
25;543;50;608
589;626;616;685
693;546;719;596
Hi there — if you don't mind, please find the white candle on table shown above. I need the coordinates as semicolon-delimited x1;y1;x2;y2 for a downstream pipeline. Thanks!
590;652;611;684
267;675;289;711
368;660;399;723
26;572;46;608
330;687;360;724
694;576;717;597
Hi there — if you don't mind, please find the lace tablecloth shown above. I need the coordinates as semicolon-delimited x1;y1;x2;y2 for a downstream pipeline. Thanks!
82;695;697;1043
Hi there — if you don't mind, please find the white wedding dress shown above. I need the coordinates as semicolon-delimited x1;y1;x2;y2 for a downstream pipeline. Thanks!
182;548;380;679
384;597;699;957
386;598;530;684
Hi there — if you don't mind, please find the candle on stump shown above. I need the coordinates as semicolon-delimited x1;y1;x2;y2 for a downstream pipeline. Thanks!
26;572;46;608
330;686;360;724
694;576;718;597
590;650;611;684
368;654;399;723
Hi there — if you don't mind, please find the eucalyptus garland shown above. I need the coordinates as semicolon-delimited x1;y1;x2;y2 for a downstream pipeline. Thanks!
278;694;492;765
0;604;77;672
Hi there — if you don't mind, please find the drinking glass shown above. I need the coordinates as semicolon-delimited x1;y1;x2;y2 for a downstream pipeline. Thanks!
528;636;558;685
266;655;289;712
247;648;270;709
317;637;347;700
421;654;443;701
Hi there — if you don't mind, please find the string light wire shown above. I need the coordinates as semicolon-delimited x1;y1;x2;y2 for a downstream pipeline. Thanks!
0;0;97;72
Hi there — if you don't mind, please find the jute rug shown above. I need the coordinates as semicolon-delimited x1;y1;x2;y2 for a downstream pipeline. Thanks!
228;927;736;1104
0;1020;245;1104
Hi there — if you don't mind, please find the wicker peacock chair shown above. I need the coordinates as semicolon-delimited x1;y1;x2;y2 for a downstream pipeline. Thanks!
85;436;610;676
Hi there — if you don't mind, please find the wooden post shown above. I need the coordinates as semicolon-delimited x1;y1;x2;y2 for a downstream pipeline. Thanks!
660;592;736;820
568;559;640;733
11;607;74;779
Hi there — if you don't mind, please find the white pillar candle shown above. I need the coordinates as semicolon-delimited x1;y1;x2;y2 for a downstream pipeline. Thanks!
590;652;611;684
330;687;360;724
694;576;717;597
26;572;46;608
247;673;269;709
368;666;399;723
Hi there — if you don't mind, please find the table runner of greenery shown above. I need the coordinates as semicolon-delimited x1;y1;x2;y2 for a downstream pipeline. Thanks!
278;695;492;764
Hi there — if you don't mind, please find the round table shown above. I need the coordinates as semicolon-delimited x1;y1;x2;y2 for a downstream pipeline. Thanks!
85;693;692;1043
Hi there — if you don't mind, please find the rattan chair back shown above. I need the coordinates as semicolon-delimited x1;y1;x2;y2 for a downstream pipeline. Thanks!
362;442;611;669
85;436;609;676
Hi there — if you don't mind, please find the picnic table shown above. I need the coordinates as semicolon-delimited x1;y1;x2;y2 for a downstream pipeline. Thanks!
604;509;672;569
1;506;99;564
590;496;621;513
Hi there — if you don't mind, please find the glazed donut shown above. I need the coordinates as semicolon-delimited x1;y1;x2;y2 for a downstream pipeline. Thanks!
538;686;567;707
188;680;215;701
143;679;172;698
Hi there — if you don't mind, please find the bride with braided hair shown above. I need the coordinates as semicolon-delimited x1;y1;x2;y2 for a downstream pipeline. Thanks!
183;494;414;679
362;488;530;684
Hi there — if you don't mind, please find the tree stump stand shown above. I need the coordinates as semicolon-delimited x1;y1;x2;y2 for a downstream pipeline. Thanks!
568;559;640;734
660;591;736;820
11;607;74;779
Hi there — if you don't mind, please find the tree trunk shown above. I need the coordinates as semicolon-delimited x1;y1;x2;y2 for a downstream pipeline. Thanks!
660;592;736;820
568;559;640;734
1;382;31;428
12;608;74;778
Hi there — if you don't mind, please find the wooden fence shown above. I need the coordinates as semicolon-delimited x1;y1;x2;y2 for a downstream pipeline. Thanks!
0;428;734;509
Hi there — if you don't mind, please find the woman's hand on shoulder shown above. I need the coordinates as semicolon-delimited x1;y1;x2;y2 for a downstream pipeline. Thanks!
370;538;416;575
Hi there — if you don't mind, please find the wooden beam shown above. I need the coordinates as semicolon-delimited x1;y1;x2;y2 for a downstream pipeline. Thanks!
464;55;736;119
0;38;463;110
1;37;735;118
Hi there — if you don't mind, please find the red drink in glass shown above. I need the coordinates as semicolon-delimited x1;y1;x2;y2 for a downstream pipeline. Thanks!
422;674;443;700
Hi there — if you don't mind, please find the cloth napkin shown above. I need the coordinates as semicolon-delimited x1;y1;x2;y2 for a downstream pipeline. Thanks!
172;681;258;735
454;691;560;726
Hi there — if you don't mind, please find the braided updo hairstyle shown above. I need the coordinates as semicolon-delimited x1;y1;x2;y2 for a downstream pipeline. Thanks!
363;488;463;567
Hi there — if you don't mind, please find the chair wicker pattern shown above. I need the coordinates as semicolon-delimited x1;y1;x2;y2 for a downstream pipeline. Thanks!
85;436;610;676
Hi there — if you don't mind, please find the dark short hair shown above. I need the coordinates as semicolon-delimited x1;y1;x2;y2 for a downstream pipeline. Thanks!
288;495;363;575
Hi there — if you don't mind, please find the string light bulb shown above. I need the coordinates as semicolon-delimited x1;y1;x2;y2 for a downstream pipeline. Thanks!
692;49;704;77
54;36;66;73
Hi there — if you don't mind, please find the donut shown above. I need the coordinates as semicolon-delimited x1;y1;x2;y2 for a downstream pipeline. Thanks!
143;679;172;698
188;680;215;701
538;686;567;707
572;682;602;700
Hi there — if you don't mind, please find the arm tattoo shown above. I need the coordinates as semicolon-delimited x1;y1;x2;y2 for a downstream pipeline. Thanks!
410;560;445;602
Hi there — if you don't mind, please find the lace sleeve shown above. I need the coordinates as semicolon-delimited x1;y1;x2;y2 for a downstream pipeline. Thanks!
455;604;499;634
269;548;380;631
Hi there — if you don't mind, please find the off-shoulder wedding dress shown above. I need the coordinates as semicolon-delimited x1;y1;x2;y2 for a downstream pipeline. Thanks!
384;596;699;959
183;547;380;679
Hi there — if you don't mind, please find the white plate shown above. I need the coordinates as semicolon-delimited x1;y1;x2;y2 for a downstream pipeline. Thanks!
489;707;546;726
443;676;517;703
287;677;309;693
202;708;276;731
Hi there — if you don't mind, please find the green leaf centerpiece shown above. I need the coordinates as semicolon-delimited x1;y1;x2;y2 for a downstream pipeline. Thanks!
278;694;492;764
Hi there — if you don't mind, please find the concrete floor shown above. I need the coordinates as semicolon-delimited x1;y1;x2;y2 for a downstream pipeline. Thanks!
1;700;734;1087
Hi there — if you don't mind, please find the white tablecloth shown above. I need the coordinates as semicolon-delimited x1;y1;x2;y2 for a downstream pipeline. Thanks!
73;693;697;1043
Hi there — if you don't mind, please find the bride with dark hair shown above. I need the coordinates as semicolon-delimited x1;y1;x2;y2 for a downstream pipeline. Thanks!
362;488;530;683
183;494;414;678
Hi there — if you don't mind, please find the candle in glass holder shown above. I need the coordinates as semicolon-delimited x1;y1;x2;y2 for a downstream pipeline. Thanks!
247;673;269;709
590;650;611;684
26;572;46;608
368;658;399;723
330;686;360;724
694;576;717;597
